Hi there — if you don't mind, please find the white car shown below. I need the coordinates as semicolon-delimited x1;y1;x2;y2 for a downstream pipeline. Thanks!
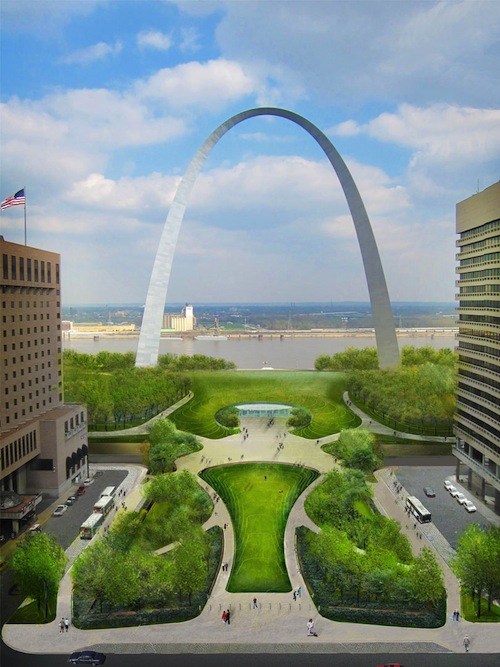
464;500;477;513
456;493;467;504
53;504;68;516
447;485;459;497
83;478;94;486
443;480;455;491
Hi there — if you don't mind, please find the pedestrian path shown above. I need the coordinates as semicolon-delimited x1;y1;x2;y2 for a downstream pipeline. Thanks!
3;413;500;656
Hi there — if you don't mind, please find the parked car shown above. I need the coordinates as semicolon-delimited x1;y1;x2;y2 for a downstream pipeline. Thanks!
443;480;455;491
464;500;477;513
83;477;94;486
447;486;460;497
456;493;468;504
53;505;68;516
28;523;41;532
69;651;106;665
65;496;77;506
423;487;435;497
76;485;86;496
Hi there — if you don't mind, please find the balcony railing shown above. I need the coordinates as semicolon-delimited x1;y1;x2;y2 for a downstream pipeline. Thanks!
452;443;500;493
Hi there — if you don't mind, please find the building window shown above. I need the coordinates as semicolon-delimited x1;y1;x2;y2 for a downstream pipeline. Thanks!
34;260;39;281
47;262;51;283
11;256;17;280
27;258;32;281
41;261;45;282
2;254;8;280
19;256;24;281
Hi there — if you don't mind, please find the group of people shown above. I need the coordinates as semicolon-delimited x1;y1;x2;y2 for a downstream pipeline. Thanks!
221;609;231;624
292;587;302;601
59;617;70;633
453;609;461;621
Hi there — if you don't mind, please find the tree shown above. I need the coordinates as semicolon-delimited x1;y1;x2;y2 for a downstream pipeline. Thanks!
452;524;500;617
172;528;209;604
10;532;67;620
409;547;445;606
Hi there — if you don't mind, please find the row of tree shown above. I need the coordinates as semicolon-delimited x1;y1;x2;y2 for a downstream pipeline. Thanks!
303;465;445;612
324;428;381;472
314;345;456;371
451;524;500;618
72;470;215;614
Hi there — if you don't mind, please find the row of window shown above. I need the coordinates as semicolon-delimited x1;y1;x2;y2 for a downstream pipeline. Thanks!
65;412;86;434
2;254;59;284
460;218;500;242
458;236;500;254
458;299;500;309
454;422;500;459
459;314;500;326
459;355;500;377
0;429;37;470
456;408;500;446
458;368;500;393
459;284;500;294
457;268;500;280
459;341;500;358
460;252;500;267
458;382;499;408
458;328;500;342
457;393;500;425
3;348;62;366
1;394;61;428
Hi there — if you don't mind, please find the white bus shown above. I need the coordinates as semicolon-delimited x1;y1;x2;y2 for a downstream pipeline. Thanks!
80;513;104;539
406;495;432;524
100;486;116;499
93;495;114;517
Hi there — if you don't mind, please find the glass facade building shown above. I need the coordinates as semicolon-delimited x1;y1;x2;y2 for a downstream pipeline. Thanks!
454;182;500;515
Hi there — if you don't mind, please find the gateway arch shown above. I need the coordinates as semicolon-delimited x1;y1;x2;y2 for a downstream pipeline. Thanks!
136;107;399;368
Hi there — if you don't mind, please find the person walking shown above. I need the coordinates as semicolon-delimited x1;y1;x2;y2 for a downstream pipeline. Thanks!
307;618;317;636
226;609;231;625
64;618;70;632
59;619;65;633
222;610;227;624
463;635;470;652
253;597;258;608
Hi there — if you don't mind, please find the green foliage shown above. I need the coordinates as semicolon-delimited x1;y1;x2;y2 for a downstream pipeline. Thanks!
347;362;455;433
168;371;360;439
328;428;380;472
143;418;202;473
10;533;67;621
157;353;236;371
400;345;457;368
451;524;500;618
63;351;191;430
215;405;240;428
314;346;379;371
286;407;312;429
409;547;446;605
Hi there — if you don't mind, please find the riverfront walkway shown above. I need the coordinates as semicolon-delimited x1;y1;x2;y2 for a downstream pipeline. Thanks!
3;402;500;656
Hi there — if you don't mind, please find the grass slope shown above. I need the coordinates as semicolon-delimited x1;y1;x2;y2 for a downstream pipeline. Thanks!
200;463;318;592
169;371;360;439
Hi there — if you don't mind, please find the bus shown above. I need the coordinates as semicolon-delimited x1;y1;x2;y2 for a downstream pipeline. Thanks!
80;513;104;539
406;495;432;524
93;495;114;517
100;486;116;499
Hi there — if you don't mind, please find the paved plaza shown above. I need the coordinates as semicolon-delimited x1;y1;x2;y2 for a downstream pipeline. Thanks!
2;399;500;656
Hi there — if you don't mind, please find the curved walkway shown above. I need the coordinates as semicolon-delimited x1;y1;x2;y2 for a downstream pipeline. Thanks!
3;412;500;656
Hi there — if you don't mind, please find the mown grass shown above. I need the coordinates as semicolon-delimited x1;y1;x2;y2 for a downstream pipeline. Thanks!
460;590;500;622
9;592;58;624
200;463;319;592
168;371;360;439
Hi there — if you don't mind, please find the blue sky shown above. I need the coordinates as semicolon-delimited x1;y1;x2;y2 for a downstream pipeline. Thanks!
1;0;499;305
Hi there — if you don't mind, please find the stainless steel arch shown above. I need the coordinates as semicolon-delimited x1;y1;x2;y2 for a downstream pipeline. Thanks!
136;107;399;368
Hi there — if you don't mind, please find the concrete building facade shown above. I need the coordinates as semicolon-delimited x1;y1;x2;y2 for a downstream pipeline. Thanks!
1;237;88;535
162;304;195;332
454;181;500;515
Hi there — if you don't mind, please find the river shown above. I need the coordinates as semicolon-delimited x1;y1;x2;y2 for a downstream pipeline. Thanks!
63;333;456;370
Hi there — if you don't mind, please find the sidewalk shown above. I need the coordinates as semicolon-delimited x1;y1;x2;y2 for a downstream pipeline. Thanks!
3;415;500;656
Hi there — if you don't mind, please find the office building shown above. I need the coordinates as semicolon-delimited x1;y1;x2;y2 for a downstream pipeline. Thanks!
1;237;87;535
454;181;500;515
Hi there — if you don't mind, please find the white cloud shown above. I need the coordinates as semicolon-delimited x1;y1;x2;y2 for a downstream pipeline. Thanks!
179;27;201;52
61;40;122;65
135;59;257;110
137;30;172;51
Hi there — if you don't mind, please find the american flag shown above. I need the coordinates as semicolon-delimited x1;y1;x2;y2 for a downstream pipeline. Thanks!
1;188;26;210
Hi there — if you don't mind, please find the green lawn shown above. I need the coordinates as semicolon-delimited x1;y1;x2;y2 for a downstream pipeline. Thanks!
169;371;360;439
200;463;319;592
461;590;500;622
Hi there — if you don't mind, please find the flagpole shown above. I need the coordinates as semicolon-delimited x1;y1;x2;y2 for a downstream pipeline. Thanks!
24;186;27;245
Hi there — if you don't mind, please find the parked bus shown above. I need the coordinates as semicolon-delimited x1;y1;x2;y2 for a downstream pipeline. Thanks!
93;495;114;517
80;513;104;539
406;495;432;524
100;486;116;499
